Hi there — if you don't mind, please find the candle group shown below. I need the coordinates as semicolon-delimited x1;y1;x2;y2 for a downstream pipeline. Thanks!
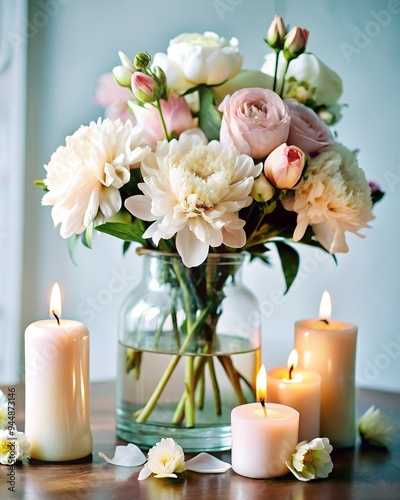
25;284;93;461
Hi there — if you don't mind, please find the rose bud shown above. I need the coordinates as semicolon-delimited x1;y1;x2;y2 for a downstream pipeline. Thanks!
266;15;287;50
251;174;275;203
112;66;134;87
131;72;164;104
283;26;309;61
264;143;305;189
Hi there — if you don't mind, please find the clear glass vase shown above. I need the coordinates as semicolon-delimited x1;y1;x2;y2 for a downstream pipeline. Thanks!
116;250;261;452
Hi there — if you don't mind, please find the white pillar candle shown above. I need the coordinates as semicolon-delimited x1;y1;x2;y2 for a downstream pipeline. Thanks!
267;350;321;442
231;402;299;479
294;291;357;448
25;283;93;461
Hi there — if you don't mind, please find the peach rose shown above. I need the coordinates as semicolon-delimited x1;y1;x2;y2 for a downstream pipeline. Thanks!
218;88;290;159
285;98;334;154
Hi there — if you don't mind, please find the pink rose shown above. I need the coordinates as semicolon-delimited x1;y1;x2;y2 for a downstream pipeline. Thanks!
285;98;334;154
218;88;291;159
93;72;135;123
264;143;305;189
131;92;194;149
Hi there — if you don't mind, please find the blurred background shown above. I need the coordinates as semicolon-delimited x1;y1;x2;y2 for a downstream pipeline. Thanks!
1;0;399;392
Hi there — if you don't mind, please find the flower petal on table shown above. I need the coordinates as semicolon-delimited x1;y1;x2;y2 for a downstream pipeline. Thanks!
185;453;232;473
138;465;153;480
98;443;147;466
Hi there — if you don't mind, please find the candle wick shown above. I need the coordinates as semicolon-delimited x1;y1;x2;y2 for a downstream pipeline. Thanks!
52;310;60;326
289;364;294;380
320;318;329;325
259;396;265;408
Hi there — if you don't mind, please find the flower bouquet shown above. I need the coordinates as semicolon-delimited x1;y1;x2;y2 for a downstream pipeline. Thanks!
37;15;383;450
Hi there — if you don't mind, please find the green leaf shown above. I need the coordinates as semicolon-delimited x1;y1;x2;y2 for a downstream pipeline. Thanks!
95;222;146;245
82;223;93;248
371;189;385;205
198;86;221;141
67;234;79;266
274;241;300;294
123;241;131;254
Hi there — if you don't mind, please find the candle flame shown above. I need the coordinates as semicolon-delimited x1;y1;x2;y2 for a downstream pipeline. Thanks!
256;364;267;401
287;349;298;370
50;283;62;322
319;290;331;321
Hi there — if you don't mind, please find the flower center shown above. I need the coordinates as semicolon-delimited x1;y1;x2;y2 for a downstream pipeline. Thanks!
0;439;14;456
287;149;300;163
303;449;314;464
168;145;233;211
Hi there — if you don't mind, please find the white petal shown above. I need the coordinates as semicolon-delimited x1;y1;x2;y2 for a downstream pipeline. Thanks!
176;226;209;267
138;465;153;481
125;195;156;221
98;444;147;467
185;453;231;473
154;473;178;479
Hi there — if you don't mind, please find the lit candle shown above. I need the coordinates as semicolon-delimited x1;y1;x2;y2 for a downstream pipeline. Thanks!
231;365;299;479
267;349;321;442
294;291;357;448
25;283;93;461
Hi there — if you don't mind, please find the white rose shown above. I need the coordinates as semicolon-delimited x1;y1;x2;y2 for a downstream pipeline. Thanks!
261;52;342;106
153;31;242;92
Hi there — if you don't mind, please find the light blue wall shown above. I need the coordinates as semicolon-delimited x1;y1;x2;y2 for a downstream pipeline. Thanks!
22;0;400;391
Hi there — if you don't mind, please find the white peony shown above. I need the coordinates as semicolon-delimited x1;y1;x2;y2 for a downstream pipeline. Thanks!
153;31;242;92
261;52;342;106
286;437;333;481
359;405;397;448
125;132;262;267
42;118;150;238
0;428;31;465
289;144;373;254
138;438;185;480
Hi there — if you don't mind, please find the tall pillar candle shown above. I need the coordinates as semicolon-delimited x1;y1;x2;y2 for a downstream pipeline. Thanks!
294;291;357;448
267;350;321;442
25;283;93;461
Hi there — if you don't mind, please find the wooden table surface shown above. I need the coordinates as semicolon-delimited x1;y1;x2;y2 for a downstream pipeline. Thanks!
1;382;399;499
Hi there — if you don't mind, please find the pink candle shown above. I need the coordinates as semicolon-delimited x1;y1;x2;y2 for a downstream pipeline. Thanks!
25;283;93;461
231;365;299;479
294;291;357;448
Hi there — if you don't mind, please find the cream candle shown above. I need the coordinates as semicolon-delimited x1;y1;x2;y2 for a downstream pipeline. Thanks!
294;291;357;448
25;283;93;461
267;349;321;442
231;365;299;479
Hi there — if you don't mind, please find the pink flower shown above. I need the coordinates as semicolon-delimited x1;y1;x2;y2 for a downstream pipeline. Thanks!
283;27;309;61
264;143;305;189
266;15;286;50
93;73;135;123
285;98;334;154
218;88;291;159
131;93;194;149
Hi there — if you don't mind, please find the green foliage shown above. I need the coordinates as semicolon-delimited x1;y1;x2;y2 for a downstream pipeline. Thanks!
274;240;300;294
198;86;222;141
95;221;147;246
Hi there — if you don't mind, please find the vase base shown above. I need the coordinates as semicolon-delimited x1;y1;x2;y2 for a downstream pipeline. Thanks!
116;416;232;452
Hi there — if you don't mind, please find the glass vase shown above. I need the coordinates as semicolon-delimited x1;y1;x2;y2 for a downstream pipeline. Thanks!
116;249;261;452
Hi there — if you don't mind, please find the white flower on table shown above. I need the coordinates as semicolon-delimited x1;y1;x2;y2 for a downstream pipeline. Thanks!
286;437;333;481
358;405;397;448
0;428;31;465
138;438;186;480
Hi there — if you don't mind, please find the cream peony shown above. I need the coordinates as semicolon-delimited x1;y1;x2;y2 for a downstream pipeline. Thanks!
286;437;333;481
42;118;150;238
289;144;373;253
138;438;186;480
125;132;262;267
261;52;342;106
153;31;242;92
0;428;31;465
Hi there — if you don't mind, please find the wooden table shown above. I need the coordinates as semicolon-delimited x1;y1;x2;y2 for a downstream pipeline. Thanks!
1;382;399;499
